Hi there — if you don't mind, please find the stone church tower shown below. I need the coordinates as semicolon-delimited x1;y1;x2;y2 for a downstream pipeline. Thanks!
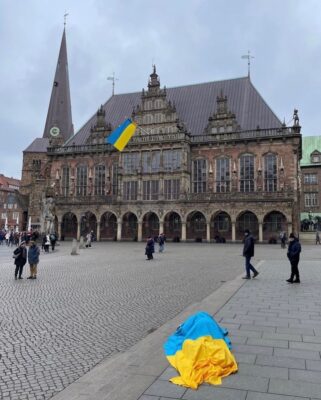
20;28;73;231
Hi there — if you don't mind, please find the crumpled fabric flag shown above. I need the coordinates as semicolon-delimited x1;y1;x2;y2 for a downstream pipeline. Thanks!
164;311;238;389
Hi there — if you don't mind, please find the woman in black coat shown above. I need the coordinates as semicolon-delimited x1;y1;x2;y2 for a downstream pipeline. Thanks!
13;241;27;279
145;237;155;260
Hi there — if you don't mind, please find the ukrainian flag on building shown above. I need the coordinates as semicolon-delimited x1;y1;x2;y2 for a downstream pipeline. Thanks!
106;118;137;151
164;311;238;389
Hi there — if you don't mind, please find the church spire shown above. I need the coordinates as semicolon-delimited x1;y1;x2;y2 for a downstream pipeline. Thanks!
43;28;74;142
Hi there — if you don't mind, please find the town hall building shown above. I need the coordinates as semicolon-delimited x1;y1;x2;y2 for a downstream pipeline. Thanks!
20;28;302;242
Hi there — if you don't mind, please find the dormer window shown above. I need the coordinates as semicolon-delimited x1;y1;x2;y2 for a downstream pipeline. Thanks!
312;155;320;163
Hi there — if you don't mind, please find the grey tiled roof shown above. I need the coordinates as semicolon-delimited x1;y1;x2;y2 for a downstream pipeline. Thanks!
42;29;74;142
67;76;282;146
24;138;49;153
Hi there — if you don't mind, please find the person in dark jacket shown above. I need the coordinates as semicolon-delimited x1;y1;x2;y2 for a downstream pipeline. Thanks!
158;233;165;253
242;229;259;279
145;236;155;260
13;241;27;280
286;232;301;283
27;241;40;279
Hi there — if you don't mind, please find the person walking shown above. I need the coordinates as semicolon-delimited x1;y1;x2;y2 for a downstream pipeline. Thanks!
50;232;57;251
27;240;40;279
316;231;320;245
286;232;301;283
86;231;92;248
242;229;259;280
13;241;27;280
145;236;155;260
158;233;165;253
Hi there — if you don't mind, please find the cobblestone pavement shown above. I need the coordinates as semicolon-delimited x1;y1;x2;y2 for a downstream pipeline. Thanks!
0;241;254;400
139;244;321;400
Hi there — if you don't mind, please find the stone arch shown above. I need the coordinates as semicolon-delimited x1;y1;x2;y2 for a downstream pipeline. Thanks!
186;210;206;241
80;211;97;237
122;212;138;241
61;212;77;240
236;211;259;240
142;212;159;240
100;211;117;241
263;210;287;241
210;211;232;242
164;211;182;241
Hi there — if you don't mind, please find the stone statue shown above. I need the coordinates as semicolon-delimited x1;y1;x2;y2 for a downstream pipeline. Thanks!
43;197;56;234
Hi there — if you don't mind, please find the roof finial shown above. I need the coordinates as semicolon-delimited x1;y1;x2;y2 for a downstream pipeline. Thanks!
107;72;119;96
241;50;254;78
64;11;69;27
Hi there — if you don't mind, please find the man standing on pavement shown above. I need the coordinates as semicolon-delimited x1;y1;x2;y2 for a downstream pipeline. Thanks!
242;229;259;280
27;240;40;279
286;232;301;283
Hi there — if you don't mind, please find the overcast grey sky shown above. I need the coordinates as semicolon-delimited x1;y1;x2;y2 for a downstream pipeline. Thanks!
1;0;321;179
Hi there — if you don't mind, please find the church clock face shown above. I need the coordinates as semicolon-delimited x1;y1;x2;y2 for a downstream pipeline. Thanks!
50;126;60;137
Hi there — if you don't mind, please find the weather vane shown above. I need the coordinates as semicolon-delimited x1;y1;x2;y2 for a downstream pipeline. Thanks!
64;12;69;27
107;72;119;96
241;50;254;77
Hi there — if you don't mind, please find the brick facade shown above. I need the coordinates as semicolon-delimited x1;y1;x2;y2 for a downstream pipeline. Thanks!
21;69;302;242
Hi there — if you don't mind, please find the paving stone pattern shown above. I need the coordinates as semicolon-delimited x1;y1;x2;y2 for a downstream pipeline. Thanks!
0;241;246;400
139;245;321;400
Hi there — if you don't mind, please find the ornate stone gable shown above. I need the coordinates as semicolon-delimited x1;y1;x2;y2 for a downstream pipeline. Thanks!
131;66;187;138
86;105;112;145
204;90;240;136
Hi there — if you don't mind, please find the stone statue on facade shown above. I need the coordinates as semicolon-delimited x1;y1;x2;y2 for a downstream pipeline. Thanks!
42;197;56;234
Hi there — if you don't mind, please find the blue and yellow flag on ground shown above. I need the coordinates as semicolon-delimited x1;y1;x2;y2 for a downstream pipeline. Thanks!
164;311;238;389
106;118;137;151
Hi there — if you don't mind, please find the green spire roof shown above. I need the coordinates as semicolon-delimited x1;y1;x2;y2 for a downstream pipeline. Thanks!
300;136;321;166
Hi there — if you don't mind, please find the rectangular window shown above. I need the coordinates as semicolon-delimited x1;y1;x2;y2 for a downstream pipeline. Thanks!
304;173;318;184
240;155;254;192
142;151;161;173
123;181;138;201
164;179;180;200
12;212;19;220
143;180;159;200
1;213;7;219
163;150;181;171
305;193;318;207
264;154;277;192
193;159;207;193
123;152;140;174
94;165;106;195
61;166;70;196
216;158;230;192
112;163;118;195
76;166;88;196
32;159;41;176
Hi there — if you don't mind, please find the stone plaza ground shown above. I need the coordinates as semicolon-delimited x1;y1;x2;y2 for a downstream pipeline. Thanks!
0;241;321;400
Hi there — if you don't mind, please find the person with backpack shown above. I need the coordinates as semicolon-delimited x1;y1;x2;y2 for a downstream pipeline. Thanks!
13;241;27;280
286;232;301;283
27;241;40;279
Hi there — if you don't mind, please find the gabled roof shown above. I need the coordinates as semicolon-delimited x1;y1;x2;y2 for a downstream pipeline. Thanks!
301;136;321;166
67;76;282;146
0;174;20;188
24;138;49;153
